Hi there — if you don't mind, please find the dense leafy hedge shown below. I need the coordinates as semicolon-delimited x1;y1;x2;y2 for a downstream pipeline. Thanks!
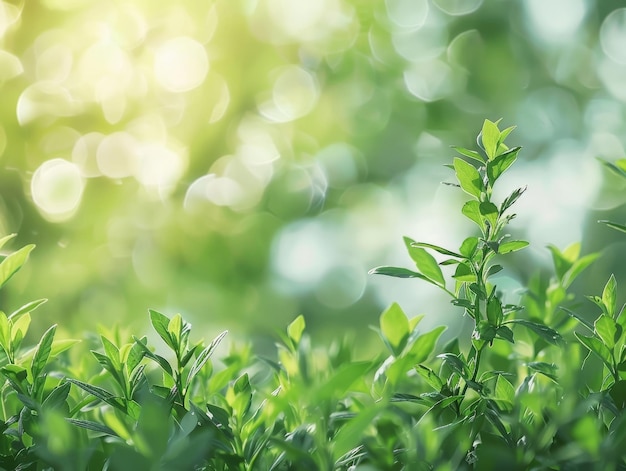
0;121;625;470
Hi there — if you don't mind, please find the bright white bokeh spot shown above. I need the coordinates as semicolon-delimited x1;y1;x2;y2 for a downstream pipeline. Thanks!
16;82;77;124
267;0;339;41
135;143;185;193
270;66;319;121
525;0;586;42
184;174;245;209
601;9;626;64
598;58;626;102
433;0;483;16
316;143;360;188
386;0;429;29
154;37;209;93
392;20;447;62
31;159;84;221
404;60;454;102
236;117;280;167
0;50;22;81
96;132;140;179
72;132;104;177
36;44;72;83
0;2;21;39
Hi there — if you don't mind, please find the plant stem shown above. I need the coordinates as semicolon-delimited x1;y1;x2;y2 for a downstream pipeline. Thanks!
461;345;485;397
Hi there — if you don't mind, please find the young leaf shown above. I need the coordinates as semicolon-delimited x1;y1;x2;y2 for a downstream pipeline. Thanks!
498;240;529;254
461;200;485;230
496;326;514;343
561;306;594;333
437;353;470;378
100;336;121;372
562;252;600;288
404;238;445;287
453;158;483;199
595;315;619;349
186;330;228;392
8;299;47;320
132;336;173;377
599;220;626;233
0;311;10;353
486;147;520;184
526;362;558;382
487;296;503;326
506;319;562;345
369;266;431;280
452;146;484;164
481;119;501;159
0;234;16;252
602;274;617;319
407;326;446;364
453;263;476;282
410;242;463;258
66;418;120;437
0;244;35;290
380;303;410;357
67;379;126;412
167;313;183;352
30;324;57;380
459;237;479;259
149;309;175;351
287;315;306;345
42;381;71;411
500;186;526;214
415;365;444;391
575;333;614;371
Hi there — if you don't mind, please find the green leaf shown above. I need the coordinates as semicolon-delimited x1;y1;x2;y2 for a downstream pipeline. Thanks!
8;299;47;320
287;315;305;344
486;147;520;184
125;340;146;376
487;296;503;326
498;125;516;147
496;326;514;343
410;242;463;258
369;266;431;280
0;311;10;353
526;362;558;382
507;319;562;345
610;380;626;410
66;418;120;437
500;186;526;214
404;238;445;286
437;353;470;378
599;220;626;233
0;244;35;290
407;326;446;364
602;275;617;319
100;336;121;372
380;303;410;357
453;158;483;199
415;365;444;391
31;324;56;380
167;313;183;352
479;201;498;227
0;234;16;252
332;403;384;461
459;237;479;259
486;265;503;277
461;200;484;230
453;263;476;282
149;309;175;351
599;158;626;179
481;119;500;160
494;375;515;408
186;330;228;392
452;146;484;164
562;253;600;288
67;379;126;412
498;240;529;254
561;306;594;333
575;333;614;371
132;336;173;377
547;244;576;282
595;315;619;349
42;381;71;411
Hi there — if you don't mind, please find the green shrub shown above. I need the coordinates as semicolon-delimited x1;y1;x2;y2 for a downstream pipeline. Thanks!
0;120;624;470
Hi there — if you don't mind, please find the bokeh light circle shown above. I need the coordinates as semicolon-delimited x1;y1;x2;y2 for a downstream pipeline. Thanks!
600;8;626;64
31;159;84;221
154;36;209;92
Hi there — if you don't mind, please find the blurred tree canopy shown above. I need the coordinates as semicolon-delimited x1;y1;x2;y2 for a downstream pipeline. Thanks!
0;0;624;343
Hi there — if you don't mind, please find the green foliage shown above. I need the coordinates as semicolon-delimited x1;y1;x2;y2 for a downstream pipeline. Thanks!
0;120;624;470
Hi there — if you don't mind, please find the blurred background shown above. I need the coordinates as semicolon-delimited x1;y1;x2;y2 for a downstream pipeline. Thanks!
0;0;625;348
